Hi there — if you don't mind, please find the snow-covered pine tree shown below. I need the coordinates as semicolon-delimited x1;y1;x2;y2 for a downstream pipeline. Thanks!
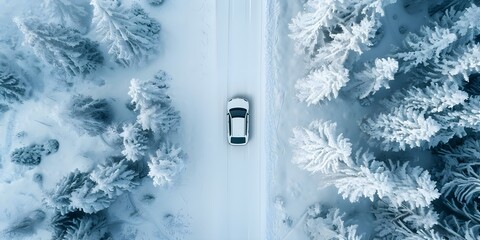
289;0;396;60
51;211;111;240
120;123;150;162
148;142;186;187
382;82;468;113
147;0;164;6
373;200;442;239
15;18;103;78
396;26;457;72
63;213;111;240
291;121;440;207
129;71;180;134
129;71;172;111
0;54;30;106
10;139;59;165
295;64;349;105
69;180;113;214
65;95;113;136
442;96;480;132
137;104;180;134
436;43;480;82
91;0;161;66
290;120;352;174
360;107;442;151
288;0;350;57
349;57;398;99
310;17;377;67
451;4;480;39
43;0;92;34
305;203;363;240
325;150;440;208
44;170;90;214
89;157;139;198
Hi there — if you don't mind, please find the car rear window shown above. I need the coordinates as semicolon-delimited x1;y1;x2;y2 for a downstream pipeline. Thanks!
231;137;246;144
230;108;246;118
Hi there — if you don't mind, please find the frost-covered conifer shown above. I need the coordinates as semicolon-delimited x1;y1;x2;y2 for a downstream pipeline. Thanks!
311;17;377;67
69;180;113;214
147;0;164;6
291;121;440;207
15;18;103;78
305;203;362;240
10;139;59;165
373;201;442;239
120;123;150;162
289;0;396;59
137;104;180;134
0;54;30;105
43;0;92;34
451;4;480;38
91;0;161;66
65;95;112;136
44;170;90;214
129;71;172;111
290;120;352;174
443;96;480;131
397;26;457;72
360;107;441;151
325;150;440;208
382;82;468;113
295;64;349;105
436;43;480;82
51;211;110;240
129;72;180;134
63;213;110;240
90;158;139;198
350;58;398;99
148;142;186;187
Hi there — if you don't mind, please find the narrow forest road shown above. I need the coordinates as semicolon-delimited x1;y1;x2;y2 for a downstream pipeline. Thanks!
217;0;266;239
159;0;267;238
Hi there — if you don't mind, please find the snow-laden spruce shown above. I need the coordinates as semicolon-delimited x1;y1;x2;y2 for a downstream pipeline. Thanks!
373;201;442;239
44;170;91;215
305;203;362;240
15;17;103;78
381;82;468;113
43;0;92;34
349;57;398;99
0;54;30;106
291;120;440;207
397;26;457;72
148;142;186;187
91;0;161;66
361;107;441;151
310;17;377;68
290;120;352;174
295;64;349;105
129;71;180;134
120;122;150;162
289;0;396;59
90;158;139;198
65;95;112;136
436;43;480;82
11;139;59;165
51;211;110;240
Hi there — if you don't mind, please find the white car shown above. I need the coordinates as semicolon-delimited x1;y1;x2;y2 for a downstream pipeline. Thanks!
227;98;249;145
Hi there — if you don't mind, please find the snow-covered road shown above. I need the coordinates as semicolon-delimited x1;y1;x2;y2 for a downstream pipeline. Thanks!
156;0;267;239
218;0;266;239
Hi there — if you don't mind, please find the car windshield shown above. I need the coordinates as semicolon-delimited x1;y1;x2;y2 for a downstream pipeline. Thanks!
231;137;246;144
230;108;246;118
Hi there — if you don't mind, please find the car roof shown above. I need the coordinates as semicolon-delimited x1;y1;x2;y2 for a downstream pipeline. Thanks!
231;117;246;137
